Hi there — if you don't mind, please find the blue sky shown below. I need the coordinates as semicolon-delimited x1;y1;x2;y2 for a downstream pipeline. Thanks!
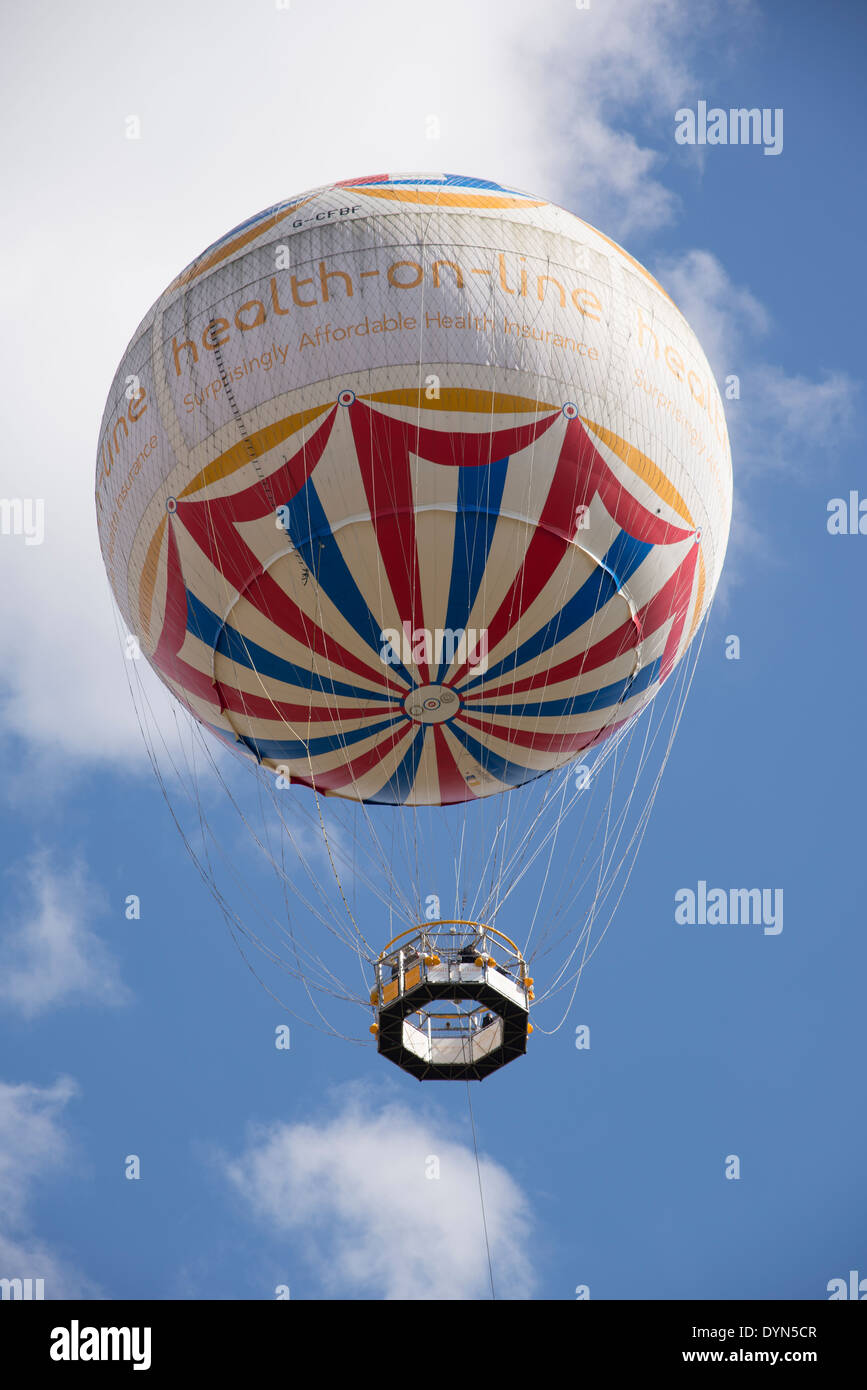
1;0;864;1300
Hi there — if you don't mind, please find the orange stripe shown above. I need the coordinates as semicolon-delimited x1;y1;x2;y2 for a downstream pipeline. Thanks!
360;387;556;414
138;515;166;638
686;550;706;645
345;187;546;209
178;404;332;497
166;198;315;293
578;218;676;307
581;418;694;526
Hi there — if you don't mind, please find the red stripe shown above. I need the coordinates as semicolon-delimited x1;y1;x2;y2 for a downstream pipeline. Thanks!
657;544;698;681
335;174;388;187
456;551;699;749
432;725;479;803
461;543;696;702
290;721;417;793
447;420;579;686
193;406;337;524
455;712;630;755
354;400;559;469
461;617;638;701
152;518;220;708
175;515;405;698
348;401;562;686
214;684;403;725
449;416;692;688
174;404;404;692
349;401;430;682
234;569;406;690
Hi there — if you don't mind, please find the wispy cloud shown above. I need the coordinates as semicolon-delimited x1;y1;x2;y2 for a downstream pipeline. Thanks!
0;851;128;1017
225;1089;535;1299
738;364;858;477
656;248;857;476
656;249;770;376
653;248;859;598
0;1076;99;1298
523;0;719;237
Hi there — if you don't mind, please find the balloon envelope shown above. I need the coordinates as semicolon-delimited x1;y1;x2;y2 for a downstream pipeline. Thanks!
96;174;731;806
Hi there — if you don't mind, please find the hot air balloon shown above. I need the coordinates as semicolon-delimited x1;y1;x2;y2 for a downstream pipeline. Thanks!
97;174;731;1079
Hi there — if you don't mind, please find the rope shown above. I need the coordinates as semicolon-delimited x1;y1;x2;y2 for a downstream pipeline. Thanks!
466;1082;496;1301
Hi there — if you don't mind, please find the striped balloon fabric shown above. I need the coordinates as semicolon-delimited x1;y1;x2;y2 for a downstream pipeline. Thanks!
147;386;702;804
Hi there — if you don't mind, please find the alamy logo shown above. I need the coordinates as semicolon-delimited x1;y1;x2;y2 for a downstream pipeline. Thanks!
675;102;783;156
50;1321;152;1371
827;493;867;534
675;881;783;935
827;1270;867;1299
0;1277;44;1299
380;622;489;673
0;498;44;546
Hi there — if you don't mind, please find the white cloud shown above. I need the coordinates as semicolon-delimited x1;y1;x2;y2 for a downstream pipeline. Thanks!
655;248;857;477
742;364;857;475
225;1089;535;1299
652;248;859;601
0;1076;99;1298
557;119;678;239
655;249;770;376
0;852;128;1017
522;0;716;237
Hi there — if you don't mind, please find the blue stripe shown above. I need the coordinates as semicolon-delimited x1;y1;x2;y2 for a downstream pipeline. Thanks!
435;457;509;682
365;727;426;804
446;723;537;790
277;480;416;687
602;530;654;590
186;591;397;703
235;716;404;763
195;197;300;260
191;178;534;268
467;657;661;719
371;175;528;194
461;533;653;693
